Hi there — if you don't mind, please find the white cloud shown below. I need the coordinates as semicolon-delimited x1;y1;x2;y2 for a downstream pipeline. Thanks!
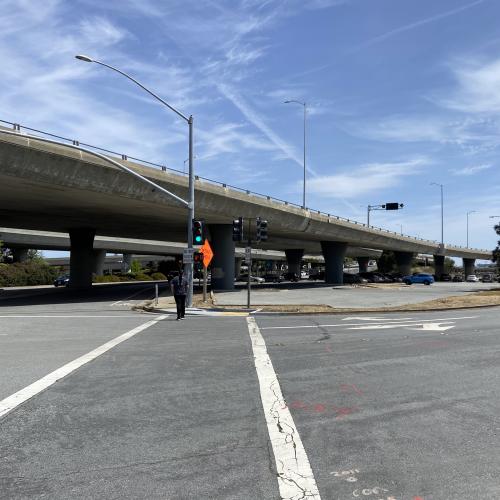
451;164;493;175
306;158;428;199
79;17;129;46
440;57;500;113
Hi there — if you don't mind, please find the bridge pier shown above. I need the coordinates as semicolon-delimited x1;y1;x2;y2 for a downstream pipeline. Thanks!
433;254;445;280
321;241;347;284
285;249;303;278
463;258;475;277
210;224;235;290
356;256;370;273
92;249;106;276
394;251;413;276
12;248;29;263
69;228;96;288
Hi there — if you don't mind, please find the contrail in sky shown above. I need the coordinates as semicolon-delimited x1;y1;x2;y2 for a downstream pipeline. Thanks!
352;0;487;52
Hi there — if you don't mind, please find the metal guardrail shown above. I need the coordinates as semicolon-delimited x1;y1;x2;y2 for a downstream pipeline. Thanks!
0;119;490;253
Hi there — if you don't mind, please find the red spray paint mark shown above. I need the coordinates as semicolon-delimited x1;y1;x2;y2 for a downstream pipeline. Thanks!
339;383;363;396
313;403;327;413
414;497;424;500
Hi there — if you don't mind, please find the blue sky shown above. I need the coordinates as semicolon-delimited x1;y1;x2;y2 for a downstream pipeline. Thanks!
1;0;499;258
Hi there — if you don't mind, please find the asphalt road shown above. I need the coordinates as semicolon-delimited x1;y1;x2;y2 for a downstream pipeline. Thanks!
1;289;500;499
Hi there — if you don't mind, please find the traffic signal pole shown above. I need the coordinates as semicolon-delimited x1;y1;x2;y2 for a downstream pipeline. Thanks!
247;218;252;309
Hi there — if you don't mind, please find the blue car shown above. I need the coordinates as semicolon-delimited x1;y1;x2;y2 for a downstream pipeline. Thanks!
403;273;434;285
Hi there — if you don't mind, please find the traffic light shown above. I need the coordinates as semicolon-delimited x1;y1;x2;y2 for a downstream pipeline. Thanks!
256;217;268;242
192;219;204;244
384;203;404;210
193;251;203;270
232;217;244;242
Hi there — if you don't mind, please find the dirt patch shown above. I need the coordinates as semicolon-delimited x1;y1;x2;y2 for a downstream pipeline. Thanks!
208;290;500;314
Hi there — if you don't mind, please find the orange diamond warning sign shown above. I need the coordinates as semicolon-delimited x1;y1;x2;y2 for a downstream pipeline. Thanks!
199;239;214;268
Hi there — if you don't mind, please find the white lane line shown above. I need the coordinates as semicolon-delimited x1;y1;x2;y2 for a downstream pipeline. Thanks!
110;288;152;306
0;315;151;318
261;316;478;330
0;314;168;420
246;317;321;499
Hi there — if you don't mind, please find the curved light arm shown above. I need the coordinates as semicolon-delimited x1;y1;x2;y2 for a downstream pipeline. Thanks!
76;55;189;122
0;129;190;208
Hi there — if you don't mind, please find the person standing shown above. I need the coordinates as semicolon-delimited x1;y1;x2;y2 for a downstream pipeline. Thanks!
170;271;188;320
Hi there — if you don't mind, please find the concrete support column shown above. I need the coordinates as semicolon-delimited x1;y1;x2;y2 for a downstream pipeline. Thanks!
92;249;106;276
69;228;96;289
285;249;304;277
121;253;132;273
12;248;29;263
394;251;414;276
357;256;370;273
235;257;243;279
433;255;445;280
210;225;235;290
321;241;348;284
463;258;475;277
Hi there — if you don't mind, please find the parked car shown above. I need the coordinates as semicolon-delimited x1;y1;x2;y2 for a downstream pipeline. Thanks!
238;274;265;283
359;272;384;283
481;274;494;283
300;270;309;279
440;273;452;282
466;275;480;282
284;272;300;282
53;274;70;287
263;273;283;283
403;273;434;285
452;275;463;282
343;273;368;284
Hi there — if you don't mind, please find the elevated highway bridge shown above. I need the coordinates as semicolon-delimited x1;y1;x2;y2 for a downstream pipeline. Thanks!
0;126;491;288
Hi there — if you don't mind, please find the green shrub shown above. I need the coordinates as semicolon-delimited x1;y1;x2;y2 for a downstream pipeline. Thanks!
150;272;167;280
130;260;143;274
93;275;121;283
134;273;153;281
0;261;59;287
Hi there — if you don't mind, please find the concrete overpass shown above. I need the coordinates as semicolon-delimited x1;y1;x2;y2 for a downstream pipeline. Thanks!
0;227;380;274
0;128;491;288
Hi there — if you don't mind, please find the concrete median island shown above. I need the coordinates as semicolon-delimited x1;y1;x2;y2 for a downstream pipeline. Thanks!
142;284;500;314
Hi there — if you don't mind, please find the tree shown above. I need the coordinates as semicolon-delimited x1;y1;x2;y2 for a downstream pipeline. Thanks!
376;251;396;273
493;224;500;266
444;257;455;273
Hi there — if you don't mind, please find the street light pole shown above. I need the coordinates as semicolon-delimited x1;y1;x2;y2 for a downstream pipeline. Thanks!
466;210;476;248
76;54;195;306
430;182;444;246
284;100;307;208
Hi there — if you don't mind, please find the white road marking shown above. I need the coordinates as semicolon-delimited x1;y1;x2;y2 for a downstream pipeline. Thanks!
0;315;151;318
110;287;151;306
349;321;455;331
342;316;413;321
246;317;321;499
261;316;477;330
0;315;168;419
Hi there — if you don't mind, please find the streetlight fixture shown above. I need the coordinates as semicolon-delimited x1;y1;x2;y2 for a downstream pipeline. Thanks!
284;100;307;208
466;210;476;248
430;182;444;246
76;54;195;306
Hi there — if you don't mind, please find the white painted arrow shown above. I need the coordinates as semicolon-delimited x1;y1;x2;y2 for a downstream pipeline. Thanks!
407;322;455;331
349;321;456;331
342;316;413;322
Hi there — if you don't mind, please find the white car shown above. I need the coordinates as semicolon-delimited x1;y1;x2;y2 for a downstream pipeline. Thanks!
466;275;480;282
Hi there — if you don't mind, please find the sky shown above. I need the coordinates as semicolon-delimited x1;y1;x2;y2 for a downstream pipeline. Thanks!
1;0;500;259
